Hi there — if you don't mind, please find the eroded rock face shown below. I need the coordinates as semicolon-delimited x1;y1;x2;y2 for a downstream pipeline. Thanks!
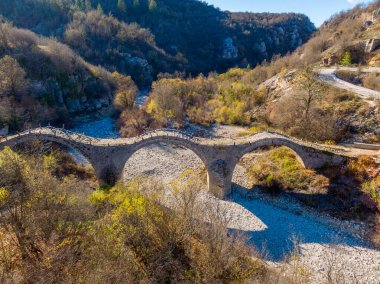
365;39;380;53
223;37;238;60
32;74;113;114
127;57;153;85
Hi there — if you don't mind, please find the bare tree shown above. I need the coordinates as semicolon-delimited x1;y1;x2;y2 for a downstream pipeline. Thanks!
0;55;29;100
294;65;326;120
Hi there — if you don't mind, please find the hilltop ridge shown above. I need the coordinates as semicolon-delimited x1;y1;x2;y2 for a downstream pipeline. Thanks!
0;0;315;86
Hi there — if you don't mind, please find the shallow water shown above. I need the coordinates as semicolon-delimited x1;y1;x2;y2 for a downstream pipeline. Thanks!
69;117;120;164
71;117;120;138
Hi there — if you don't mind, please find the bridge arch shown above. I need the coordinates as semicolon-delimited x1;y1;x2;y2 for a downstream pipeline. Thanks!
121;135;210;192
229;137;317;194
236;137;312;169
0;132;96;169
127;136;209;165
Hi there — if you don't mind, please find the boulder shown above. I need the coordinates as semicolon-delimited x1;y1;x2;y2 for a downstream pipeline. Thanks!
277;27;285;35
30;80;46;94
94;100;102;110
99;98;109;107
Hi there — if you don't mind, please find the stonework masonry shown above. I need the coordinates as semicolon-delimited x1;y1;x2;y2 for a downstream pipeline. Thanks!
0;127;348;199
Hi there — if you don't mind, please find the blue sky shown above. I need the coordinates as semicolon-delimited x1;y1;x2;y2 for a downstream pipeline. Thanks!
203;0;375;26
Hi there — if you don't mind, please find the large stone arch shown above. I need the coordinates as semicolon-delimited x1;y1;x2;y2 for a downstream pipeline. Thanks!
121;135;211;191
127;136;209;165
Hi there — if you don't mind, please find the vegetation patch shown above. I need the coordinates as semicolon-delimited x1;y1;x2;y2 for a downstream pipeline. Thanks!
2;147;300;283
246;147;329;193
336;70;380;92
243;148;380;244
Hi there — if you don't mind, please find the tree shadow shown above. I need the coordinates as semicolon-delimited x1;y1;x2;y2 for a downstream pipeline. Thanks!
227;183;372;261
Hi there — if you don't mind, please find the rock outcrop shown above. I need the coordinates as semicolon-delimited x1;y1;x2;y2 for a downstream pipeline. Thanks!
365;38;380;53
222;37;238;60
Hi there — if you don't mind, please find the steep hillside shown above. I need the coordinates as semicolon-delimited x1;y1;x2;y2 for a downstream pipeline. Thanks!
231;1;380;85
0;22;119;132
0;0;315;86
315;1;380;66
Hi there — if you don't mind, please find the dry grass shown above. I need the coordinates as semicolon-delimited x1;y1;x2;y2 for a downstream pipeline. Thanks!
362;73;380;92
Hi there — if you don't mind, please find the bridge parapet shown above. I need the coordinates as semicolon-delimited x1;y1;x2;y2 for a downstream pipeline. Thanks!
0;127;346;156
1;126;101;146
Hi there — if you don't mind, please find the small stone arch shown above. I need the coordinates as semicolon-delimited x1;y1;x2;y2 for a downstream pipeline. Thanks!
0;133;95;170
236;137;313;170
225;137;315;195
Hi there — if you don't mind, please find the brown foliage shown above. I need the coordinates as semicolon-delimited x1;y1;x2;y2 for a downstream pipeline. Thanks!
112;72;139;111
0;55;28;100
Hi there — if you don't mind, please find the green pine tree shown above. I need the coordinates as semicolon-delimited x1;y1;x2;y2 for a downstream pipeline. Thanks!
339;51;352;66
148;0;157;11
85;0;92;11
117;0;127;13
97;3;103;14
75;0;84;10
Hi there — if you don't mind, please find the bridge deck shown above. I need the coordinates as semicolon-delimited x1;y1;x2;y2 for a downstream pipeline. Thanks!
0;127;348;155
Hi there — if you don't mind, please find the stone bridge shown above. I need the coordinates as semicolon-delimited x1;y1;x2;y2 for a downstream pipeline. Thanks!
0;127;347;199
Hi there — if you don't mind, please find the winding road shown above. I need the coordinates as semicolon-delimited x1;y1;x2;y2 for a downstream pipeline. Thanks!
318;67;380;102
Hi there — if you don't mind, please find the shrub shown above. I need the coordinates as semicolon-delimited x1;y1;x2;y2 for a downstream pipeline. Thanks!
247;147;329;192
112;72;139;111
87;177;270;283
0;187;8;207
335;70;358;83
339;51;352;66
347;155;377;182
362;179;380;206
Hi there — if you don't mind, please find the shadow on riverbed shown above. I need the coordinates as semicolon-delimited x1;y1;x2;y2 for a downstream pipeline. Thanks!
229;183;368;261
